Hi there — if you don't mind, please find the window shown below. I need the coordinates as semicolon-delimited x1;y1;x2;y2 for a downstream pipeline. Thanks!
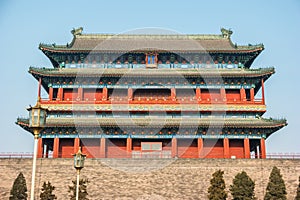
141;142;162;151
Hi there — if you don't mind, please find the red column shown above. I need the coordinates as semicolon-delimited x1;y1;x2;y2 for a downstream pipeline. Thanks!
102;87;108;100
171;138;178;158
128;88;133;100
244;138;250;159
196;88;201;100
171;88;176;100
77;88;83;101
223;138;230;158
250;88;255;102
74;138;80;154
53;137;59;158
240;88;246;102
261;79;265;104
145;53;148;64
38;77;42;100
126;138;132;152
49;87;53;101
220;88;226;102
126;138;132;158
37;138;43;158
57;88;63;101
198;138;203;158
260;138;266;159
100;138;106;158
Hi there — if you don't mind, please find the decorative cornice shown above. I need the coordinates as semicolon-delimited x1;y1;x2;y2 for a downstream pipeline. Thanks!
40;103;267;112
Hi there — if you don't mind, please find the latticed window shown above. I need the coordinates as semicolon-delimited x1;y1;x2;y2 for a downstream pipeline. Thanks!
141;142;162;151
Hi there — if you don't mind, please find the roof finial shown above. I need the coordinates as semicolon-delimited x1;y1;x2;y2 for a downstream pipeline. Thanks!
221;28;233;39
71;27;83;36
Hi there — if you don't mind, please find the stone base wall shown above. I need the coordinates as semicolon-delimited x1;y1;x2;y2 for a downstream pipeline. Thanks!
0;158;299;199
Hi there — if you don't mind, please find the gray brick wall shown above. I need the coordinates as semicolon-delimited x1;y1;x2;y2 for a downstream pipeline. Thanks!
0;159;299;199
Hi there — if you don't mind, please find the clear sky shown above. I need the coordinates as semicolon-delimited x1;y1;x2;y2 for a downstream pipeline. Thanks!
0;0;299;153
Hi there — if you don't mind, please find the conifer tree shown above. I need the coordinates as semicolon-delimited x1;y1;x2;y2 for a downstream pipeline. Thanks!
68;178;89;200
9;172;28;200
295;176;300;200
264;166;287;200
230;171;255;200
207;170;227;200
40;181;57;200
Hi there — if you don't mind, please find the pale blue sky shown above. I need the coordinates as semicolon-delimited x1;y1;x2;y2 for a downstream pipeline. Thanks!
0;0;299;153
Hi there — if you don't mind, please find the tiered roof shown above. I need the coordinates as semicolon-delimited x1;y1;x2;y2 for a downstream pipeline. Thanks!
16;117;287;138
29;67;274;78
39;28;264;68
40;34;263;53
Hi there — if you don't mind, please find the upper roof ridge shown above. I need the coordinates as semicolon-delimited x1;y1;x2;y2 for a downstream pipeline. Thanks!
71;27;230;40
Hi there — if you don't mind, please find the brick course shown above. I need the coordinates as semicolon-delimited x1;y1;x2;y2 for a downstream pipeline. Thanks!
0;159;299;199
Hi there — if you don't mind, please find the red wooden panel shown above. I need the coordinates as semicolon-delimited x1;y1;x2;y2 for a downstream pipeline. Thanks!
201;89;221;101
95;88;103;100
81;139;100;158
229;139;244;158
83;88;96;101
59;139;74;158
177;139;198;158
107;139;127;158
226;89;241;101
63;89;78;101
203;139;224;158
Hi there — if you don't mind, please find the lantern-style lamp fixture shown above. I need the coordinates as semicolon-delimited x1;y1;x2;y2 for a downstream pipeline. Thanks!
73;147;86;170
27;102;47;128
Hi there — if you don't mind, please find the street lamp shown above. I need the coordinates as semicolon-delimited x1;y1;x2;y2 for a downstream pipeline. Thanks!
73;147;86;200
28;101;47;200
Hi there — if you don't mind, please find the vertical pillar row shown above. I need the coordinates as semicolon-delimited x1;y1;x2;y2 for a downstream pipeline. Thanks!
128;88;133;100
57;88;63;101
260;138;266;159
102;87;108;100
100;138;106;158
126;138;132;152
240;88;246;102
77;88;83;101
220;88;226;102
198;138;203;158
250;88;255;102
171;88;176;100
171;138;178;158
261;79;265;105
244;138;250;159
53;137;59;158
126;138;132;158
196;88;201;100
37;138;43;158
223;138;230;159
48;87;53;101
74;138;80;154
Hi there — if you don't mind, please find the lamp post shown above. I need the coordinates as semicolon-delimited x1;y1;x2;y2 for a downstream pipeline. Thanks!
28;101;47;200
73;147;86;200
